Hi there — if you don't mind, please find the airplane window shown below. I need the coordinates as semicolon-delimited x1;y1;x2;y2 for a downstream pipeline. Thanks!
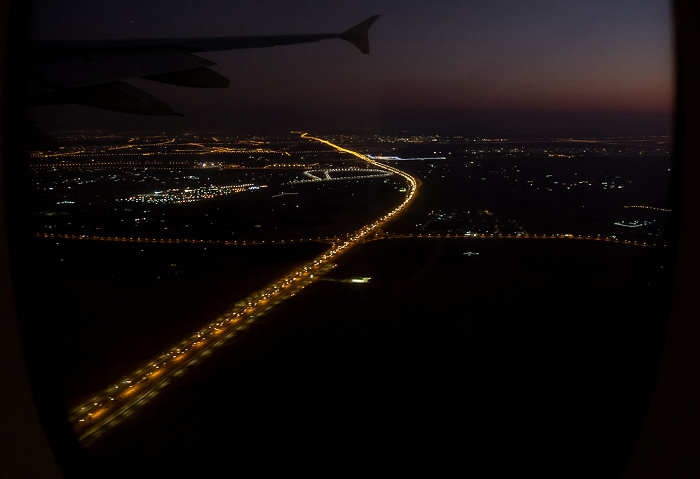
3;1;688;477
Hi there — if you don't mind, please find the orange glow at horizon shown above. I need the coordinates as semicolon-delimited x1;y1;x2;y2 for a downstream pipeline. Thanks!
381;75;673;114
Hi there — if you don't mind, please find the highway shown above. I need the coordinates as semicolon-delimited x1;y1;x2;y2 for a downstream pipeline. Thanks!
71;260;334;444
60;134;664;443
35;232;343;245
369;232;666;248
68;133;420;444
37;231;665;249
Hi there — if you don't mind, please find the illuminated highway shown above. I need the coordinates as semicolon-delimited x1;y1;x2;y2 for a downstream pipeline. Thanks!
623;205;672;212
38;231;665;249
58;133;664;444
70;260;335;444
369;232;665;248
35;232;341;245
68;133;420;444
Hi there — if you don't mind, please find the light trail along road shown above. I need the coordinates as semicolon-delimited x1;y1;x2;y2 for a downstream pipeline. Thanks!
69;133;420;444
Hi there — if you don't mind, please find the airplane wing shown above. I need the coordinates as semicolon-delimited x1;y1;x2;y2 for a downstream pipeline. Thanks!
29;15;380;116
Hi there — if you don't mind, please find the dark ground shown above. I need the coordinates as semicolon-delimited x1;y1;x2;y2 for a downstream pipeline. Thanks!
20;237;671;477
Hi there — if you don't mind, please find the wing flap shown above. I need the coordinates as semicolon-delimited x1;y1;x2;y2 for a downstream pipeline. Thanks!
30;81;178;115
143;67;229;88
33;50;215;91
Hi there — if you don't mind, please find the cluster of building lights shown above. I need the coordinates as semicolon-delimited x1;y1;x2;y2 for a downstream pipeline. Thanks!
289;168;393;184
118;184;257;204
614;220;651;228
30;139;287;159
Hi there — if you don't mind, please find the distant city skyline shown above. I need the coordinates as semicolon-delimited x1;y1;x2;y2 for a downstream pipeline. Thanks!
28;1;674;136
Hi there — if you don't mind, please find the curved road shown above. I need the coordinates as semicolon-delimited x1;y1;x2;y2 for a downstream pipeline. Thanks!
69;133;420;444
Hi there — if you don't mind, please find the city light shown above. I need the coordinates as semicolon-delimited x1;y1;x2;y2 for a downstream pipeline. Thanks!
31;132;670;446
119;184;257;204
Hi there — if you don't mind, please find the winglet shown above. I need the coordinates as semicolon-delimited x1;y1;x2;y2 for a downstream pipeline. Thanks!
340;15;380;54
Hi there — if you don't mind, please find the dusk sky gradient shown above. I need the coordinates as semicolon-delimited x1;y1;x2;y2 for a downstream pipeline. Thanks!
29;0;674;136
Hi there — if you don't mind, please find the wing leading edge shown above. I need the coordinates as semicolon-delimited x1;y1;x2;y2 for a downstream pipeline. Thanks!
30;15;380;115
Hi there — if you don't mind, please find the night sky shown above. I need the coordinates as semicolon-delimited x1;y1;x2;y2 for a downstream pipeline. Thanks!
28;0;674;136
